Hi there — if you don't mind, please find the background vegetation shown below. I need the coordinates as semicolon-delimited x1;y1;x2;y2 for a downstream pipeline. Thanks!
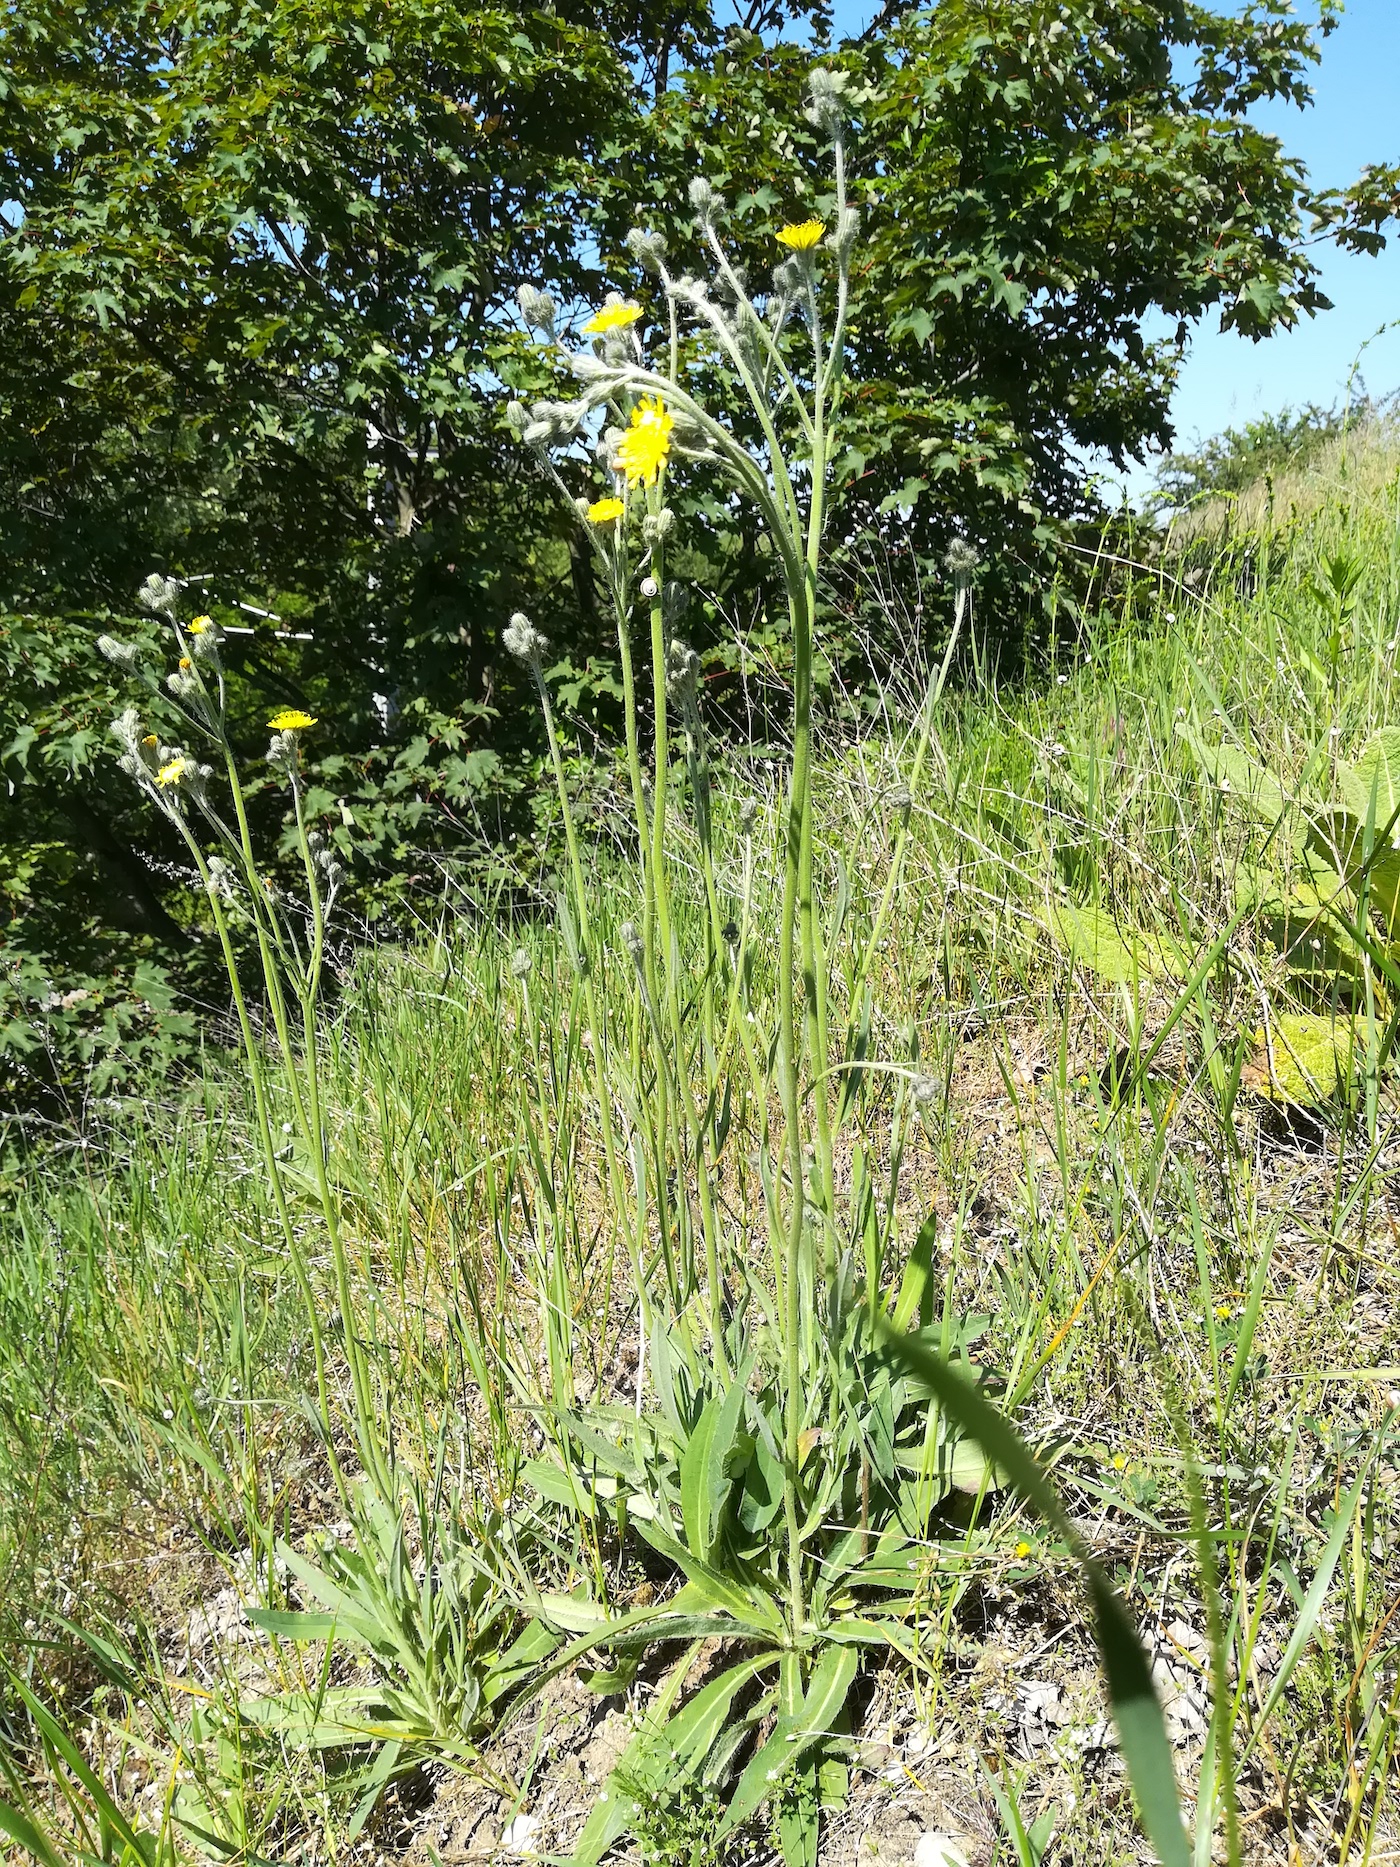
5;0;1400;1116
4;4;1400;1863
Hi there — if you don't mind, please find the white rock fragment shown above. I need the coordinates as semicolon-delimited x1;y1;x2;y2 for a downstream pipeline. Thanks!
914;1834;972;1867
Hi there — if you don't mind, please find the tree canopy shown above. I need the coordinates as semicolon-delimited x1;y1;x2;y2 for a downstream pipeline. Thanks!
2;0;1396;1102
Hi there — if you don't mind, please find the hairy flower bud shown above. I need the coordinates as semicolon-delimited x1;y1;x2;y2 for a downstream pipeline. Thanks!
665;638;700;703
267;729;300;771
110;708;145;760
830;206;861;256
944;537;980;583
503;611;549;664
806;66;849;132
687;177;725;228
510;946;533;979
737;796;759;834
505;399;529;437
205;856;235;902
663;580;690;627
911;1073;939;1112
619;919;645;960
97;634;141;671
642;507;676;546
625;226;667;274
569;351;614;384
772;258;805;301
516;283;558;339
137;572;181;617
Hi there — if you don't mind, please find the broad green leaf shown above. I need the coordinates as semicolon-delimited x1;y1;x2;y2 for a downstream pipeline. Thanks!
1337;726;1400;834
679;1369;749;1564
1241;1011;1359;1105
1048;901;1181;984
890;1210;938;1334
245;1605;339;1640
1179;726;1290;824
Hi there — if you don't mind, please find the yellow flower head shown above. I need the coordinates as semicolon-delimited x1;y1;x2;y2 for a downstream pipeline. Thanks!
776;218;825;251
157;757;188;788
614;396;673;489
587;496;626;525
189;615;213;635
178;656;192;671
1014;1541;1033;1560
583;301;643;336
268;709;317;731
142;733;159;748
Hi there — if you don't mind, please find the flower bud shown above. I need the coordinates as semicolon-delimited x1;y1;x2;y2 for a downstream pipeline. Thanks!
944;537;980;583
911;1073;939;1112
516;283;558;339
642;508;676;546
666;639;700;703
806;66;848;133
267;729;300;771
625;227;667;274
510;946;533;979
619;920;645;960
98;635;141;671
137;572;181;617
830;206;861;256
503;611;549;664
737;797;759;834
687;177;726;228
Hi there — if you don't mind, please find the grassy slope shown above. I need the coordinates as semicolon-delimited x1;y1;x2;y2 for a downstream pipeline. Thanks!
2;438;1400;1863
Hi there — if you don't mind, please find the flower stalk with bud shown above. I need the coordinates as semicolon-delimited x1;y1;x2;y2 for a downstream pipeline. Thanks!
101;593;391;1509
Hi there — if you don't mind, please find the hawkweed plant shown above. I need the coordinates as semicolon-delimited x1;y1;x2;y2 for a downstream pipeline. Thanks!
99;582;390;1506
506;72;1190;1865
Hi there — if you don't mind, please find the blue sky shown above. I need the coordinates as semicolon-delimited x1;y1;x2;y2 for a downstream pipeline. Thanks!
824;0;1400;490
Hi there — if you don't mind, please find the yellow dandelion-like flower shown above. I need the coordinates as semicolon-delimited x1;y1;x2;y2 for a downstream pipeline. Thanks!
1014;1541;1033;1560
583;301;643;335
142;734;159;748
189;615;213;634
157;757;188;788
268;709;317;731
178;656;192;671
614;396;673;489
587;496;626;525
776;218;825;251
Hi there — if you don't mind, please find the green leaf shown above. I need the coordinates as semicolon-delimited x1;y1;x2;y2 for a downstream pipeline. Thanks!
720;1645;859;1837
1179;726;1290;825
679;1369;749;1564
890;1210;937;1332
1337;726;1400;833
245;1605;340;1640
1047;901;1171;985
869;1318;1191;1867
1242;1011;1360;1106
